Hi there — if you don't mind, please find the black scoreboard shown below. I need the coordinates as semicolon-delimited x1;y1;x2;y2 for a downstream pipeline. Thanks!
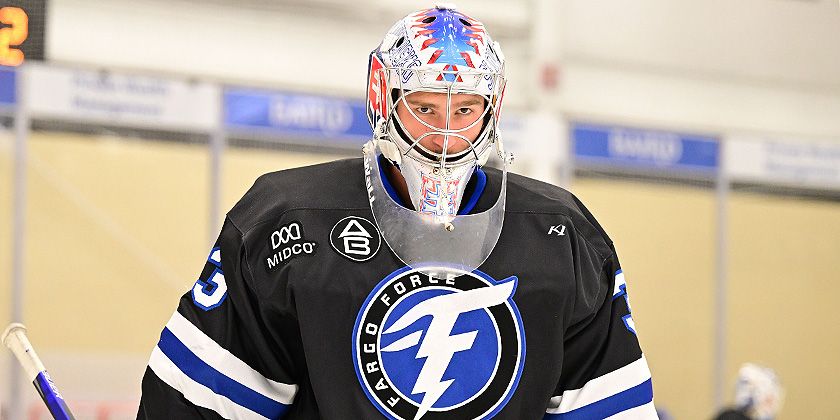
0;0;46;66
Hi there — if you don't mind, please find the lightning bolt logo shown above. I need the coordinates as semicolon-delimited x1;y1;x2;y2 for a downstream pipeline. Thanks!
381;280;515;419
354;267;525;420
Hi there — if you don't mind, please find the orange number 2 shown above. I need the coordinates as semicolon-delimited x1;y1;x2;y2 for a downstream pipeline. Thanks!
0;7;28;66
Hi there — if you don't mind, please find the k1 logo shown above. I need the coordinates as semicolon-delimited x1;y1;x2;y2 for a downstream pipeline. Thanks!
353;266;525;420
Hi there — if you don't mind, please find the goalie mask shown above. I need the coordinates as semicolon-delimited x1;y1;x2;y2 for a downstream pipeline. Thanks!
364;3;510;272
733;363;784;420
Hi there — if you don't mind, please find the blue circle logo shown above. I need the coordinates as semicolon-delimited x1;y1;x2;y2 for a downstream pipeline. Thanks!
353;266;525;420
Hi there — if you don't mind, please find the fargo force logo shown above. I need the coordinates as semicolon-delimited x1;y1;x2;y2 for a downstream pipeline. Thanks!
353;266;525;420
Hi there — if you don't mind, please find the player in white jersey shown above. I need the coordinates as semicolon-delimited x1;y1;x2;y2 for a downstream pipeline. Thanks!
137;4;659;419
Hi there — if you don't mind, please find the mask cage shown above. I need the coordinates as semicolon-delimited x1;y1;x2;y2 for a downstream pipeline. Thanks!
371;65;506;170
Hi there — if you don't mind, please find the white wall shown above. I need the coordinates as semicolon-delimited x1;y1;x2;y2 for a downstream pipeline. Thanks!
47;0;382;95
559;0;840;138
45;0;840;141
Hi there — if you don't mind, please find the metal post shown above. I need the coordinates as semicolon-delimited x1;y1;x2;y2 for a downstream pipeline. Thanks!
209;129;223;244
528;0;567;187
714;141;730;410
10;63;30;420
561;119;574;190
208;88;225;245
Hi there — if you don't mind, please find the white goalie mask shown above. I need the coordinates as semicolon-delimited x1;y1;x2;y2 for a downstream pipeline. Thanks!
733;363;784;420
364;4;510;272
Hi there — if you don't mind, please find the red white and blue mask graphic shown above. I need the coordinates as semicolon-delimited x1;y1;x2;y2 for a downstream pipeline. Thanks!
367;5;504;125
403;7;489;80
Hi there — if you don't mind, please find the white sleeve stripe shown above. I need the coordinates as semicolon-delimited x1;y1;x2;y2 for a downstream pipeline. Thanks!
544;378;654;419
149;347;274;420
155;327;292;419
546;355;653;414
164;311;297;403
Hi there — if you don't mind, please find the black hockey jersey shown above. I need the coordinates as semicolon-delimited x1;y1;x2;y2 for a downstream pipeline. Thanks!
137;158;658;420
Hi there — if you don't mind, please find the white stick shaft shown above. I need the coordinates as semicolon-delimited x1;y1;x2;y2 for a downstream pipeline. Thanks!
2;323;47;381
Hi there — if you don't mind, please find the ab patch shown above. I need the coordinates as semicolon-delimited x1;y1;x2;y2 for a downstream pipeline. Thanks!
353;266;525;420
264;221;317;271
330;216;381;262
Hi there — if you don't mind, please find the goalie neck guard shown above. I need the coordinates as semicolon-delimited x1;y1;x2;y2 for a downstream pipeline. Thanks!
363;139;509;275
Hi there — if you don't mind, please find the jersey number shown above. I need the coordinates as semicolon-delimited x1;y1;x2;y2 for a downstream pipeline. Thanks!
616;283;636;334
191;247;228;310
613;270;636;335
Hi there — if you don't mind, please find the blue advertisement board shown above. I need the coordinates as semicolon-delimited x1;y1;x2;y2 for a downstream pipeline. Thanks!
0;66;16;105
224;88;372;144
573;123;719;173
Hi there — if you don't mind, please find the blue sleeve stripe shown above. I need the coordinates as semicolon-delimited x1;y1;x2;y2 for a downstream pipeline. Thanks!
544;378;653;420
158;327;290;419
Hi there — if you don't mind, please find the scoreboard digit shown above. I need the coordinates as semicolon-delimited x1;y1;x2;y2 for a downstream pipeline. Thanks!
0;0;45;66
0;6;27;65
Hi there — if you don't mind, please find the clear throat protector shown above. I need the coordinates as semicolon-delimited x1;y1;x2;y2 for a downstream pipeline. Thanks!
363;138;511;274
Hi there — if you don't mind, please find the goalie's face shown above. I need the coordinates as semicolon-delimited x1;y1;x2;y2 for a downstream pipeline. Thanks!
394;91;486;158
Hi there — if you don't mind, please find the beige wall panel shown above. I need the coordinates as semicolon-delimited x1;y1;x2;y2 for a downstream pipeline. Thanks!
15;132;208;354
220;146;354;218
728;192;840;420
572;178;717;420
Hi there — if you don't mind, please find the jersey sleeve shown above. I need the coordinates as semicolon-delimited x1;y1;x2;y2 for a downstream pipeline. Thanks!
137;218;299;420
543;251;659;419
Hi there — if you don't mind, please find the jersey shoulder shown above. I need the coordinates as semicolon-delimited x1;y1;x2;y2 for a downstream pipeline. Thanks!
226;158;368;233
502;170;615;252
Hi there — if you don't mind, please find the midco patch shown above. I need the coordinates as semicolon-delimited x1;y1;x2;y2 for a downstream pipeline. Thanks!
264;221;317;271
330;216;381;262
353;266;525;420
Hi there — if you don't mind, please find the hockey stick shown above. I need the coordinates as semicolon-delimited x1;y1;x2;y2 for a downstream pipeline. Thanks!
2;323;76;420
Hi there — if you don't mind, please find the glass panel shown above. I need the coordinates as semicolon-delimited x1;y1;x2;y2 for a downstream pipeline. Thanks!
0;123;13;331
729;191;840;419
573;177;717;418
21;129;210;402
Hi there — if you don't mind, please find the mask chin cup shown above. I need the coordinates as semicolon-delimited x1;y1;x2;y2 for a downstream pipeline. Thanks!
363;140;508;276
